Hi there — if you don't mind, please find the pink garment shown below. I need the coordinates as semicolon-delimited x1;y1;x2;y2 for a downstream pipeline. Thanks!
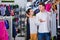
10;10;14;16
0;20;8;40
45;3;52;12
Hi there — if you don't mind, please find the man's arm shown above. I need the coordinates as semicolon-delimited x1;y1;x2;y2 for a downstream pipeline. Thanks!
40;19;46;22
35;14;40;26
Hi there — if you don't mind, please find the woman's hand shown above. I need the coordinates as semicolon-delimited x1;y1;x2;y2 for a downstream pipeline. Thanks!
26;14;30;17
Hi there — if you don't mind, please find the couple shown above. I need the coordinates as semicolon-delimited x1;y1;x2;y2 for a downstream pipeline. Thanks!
26;2;51;40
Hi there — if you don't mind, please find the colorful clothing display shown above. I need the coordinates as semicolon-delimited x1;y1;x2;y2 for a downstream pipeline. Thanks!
0;4;19;16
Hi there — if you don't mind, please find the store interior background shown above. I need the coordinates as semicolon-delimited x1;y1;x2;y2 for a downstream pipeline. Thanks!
0;0;27;40
0;0;59;40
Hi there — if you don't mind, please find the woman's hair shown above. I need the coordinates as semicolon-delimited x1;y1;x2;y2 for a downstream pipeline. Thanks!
26;8;32;15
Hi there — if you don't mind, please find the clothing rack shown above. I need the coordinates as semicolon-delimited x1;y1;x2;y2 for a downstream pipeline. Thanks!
0;16;13;40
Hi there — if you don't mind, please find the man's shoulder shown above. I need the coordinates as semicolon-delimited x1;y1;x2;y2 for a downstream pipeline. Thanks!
45;11;51;15
45;11;50;13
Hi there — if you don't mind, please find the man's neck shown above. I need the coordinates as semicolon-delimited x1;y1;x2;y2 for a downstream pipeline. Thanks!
40;9;45;13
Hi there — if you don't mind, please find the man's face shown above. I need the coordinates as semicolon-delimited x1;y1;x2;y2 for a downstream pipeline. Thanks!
39;5;45;11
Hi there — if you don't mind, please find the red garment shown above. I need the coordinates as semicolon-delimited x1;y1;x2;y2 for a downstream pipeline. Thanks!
0;20;8;40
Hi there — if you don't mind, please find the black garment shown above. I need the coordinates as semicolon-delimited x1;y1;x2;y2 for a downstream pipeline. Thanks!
59;4;60;25
26;17;30;40
5;6;10;16
0;11;1;15
26;18;30;40
12;22;17;38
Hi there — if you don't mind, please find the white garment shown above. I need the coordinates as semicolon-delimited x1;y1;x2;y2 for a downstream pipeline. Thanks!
26;2;32;11
51;11;57;36
29;17;37;34
36;11;51;33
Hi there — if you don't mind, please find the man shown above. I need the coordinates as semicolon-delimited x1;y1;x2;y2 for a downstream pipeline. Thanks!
36;2;51;40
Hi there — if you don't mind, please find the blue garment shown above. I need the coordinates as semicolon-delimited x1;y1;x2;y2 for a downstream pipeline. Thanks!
4;20;9;29
38;33;50;40
34;9;40;14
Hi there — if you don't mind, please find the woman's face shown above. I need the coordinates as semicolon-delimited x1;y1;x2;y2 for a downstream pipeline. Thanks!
29;9;34;16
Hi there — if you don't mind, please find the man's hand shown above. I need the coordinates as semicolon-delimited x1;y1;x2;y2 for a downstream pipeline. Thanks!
39;19;45;22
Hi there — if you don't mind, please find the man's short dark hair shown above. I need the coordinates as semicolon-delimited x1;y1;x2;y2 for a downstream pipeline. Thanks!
39;2;45;7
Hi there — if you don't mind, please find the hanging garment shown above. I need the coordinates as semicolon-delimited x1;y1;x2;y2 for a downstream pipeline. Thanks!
0;11;1;15
36;0;42;2
26;17;30;40
34;9;40;14
15;5;19;8
10;10;14;16
51;12;57;37
59;3;60;25
0;20;8;40
42;0;47;2
15;8;19;15
4;20;9;29
0;6;6;16
12;21;17;38
5;6;10;16
45;3;52;12
10;5;14;10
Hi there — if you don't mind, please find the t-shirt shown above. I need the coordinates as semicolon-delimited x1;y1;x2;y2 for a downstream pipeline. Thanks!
36;11;51;33
29;16;37;34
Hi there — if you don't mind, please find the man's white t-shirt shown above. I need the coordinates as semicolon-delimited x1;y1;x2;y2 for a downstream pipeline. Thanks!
29;16;37;34
36;11;51;33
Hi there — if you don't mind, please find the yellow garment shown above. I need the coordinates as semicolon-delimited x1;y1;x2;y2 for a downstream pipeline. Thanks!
30;34;37;40
52;3;57;10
